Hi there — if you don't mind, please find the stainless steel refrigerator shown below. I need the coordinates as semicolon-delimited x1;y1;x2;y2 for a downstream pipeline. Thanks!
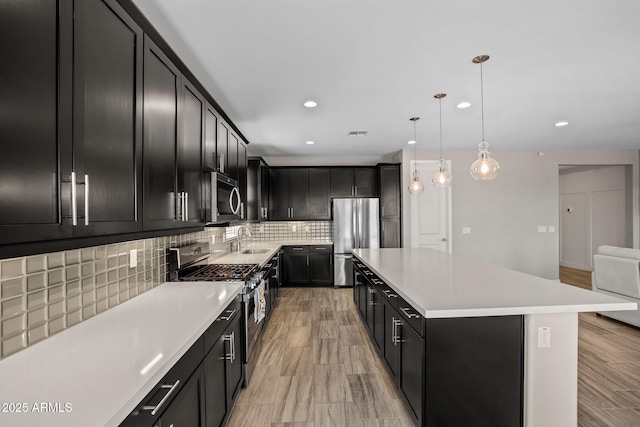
333;198;380;287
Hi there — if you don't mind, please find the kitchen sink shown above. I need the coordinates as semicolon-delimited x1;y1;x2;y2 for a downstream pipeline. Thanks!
241;248;270;254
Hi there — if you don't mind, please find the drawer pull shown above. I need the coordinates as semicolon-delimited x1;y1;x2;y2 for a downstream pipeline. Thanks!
142;379;180;415
292;247;304;251
383;289;398;298
218;308;237;321
400;307;420;319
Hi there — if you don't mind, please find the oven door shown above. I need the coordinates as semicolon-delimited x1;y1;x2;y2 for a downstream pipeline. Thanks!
207;172;241;224
244;288;264;362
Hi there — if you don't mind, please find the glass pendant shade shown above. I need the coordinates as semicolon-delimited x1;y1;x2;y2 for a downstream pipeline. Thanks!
409;170;425;194
432;160;452;188
470;141;500;180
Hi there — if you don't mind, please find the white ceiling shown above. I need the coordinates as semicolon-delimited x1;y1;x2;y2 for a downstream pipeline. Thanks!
131;0;640;158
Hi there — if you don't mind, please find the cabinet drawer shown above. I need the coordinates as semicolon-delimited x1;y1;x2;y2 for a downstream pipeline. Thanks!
204;295;242;354
374;279;399;309
283;245;309;253
309;245;333;253
397;297;425;337
120;337;204;426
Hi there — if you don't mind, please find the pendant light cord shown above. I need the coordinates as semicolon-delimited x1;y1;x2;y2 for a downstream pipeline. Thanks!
414;119;418;170
480;60;485;142
438;97;443;159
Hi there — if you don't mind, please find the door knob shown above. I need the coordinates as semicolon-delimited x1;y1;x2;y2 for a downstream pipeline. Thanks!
441;238;446;242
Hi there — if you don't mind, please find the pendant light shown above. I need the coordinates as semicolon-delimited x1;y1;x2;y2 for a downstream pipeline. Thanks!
408;117;424;194
469;55;500;181
432;93;452;188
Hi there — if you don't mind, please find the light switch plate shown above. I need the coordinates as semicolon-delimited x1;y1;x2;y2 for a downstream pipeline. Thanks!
129;250;137;268
462;227;471;235
548;226;556;233
538;326;551;348
538;226;548;233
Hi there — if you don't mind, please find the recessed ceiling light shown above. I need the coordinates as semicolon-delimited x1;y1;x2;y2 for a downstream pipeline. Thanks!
305;140;315;145
407;140;416;145
303;101;317;108
554;121;569;127
457;102;471;109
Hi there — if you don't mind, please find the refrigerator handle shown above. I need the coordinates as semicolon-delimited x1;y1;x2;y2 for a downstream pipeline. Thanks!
352;199;358;249
356;199;362;249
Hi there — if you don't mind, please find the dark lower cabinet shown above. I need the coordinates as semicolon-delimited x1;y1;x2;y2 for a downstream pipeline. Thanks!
282;246;333;286
353;255;524;427
398;319;425;425
121;298;244;427
157;364;206;427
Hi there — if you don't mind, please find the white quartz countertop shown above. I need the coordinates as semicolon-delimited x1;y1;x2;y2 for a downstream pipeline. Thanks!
210;240;332;267
353;248;637;318
0;281;243;427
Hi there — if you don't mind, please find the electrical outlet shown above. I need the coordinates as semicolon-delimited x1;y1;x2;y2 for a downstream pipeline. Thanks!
305;225;310;232
259;224;264;233
538;226;547;233
548;226;556;233
129;249;137;268
462;227;471;235
537;327;551;348
292;225;297;232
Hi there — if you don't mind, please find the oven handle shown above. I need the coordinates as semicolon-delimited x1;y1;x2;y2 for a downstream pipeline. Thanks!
229;187;241;215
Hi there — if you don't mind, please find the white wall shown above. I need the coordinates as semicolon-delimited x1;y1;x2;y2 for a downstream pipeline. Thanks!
559;165;632;270
400;149;640;280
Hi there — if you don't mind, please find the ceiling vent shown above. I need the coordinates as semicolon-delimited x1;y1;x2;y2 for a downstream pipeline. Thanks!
347;130;368;136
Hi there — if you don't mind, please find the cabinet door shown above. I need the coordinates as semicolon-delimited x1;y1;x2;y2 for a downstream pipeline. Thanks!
399;323;424;425
238;140;247;220
225;313;244;405
308;168;331;219
143;35;179;230
227;130;239;181
269;169;290;220
381;218;400;248
365;284;375;334
0;0;73;245
260;162;270;219
383;299;399;379
204;335;228;427
157;364;205;427
379;165;400;218
309;252;333;285
72;0;143;237
217;119;229;174
204;103;219;171
354;168;377;197
283;251;309;285
178;78;204;226
289;169;309;219
373;287;384;351
330;168;354;197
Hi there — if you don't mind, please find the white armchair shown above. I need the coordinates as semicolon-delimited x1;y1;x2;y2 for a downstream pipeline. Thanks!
592;245;640;327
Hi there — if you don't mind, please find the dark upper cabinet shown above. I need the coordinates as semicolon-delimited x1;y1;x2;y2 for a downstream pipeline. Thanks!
142;35;180;231
204;103;219;171
0;0;146;247
308;168;331;219
143;36;205;231
238;139;247;220
73;0;143;237
247;157;270;221
354;168;377;197
217;119;230;175
0;0;73;245
227;130;239;181
379;164;401;248
289;169;309;220
269;169;290;220
178;79;205;225
330;167;377;198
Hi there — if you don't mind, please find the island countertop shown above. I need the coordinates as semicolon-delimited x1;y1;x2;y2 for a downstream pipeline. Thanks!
353;248;636;318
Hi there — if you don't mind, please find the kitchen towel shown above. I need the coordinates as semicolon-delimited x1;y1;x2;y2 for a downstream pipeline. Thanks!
254;280;266;323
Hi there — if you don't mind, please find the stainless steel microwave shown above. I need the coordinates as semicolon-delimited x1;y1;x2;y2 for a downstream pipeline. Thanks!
206;172;241;224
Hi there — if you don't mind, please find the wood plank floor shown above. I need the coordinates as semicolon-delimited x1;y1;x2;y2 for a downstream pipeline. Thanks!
228;273;640;426
227;287;414;427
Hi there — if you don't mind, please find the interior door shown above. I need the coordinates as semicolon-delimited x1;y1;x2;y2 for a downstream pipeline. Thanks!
409;160;452;253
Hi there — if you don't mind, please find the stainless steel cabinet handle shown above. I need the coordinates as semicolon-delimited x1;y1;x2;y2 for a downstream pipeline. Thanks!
225;334;233;361
142;380;180;415
71;172;77;226
291;207;294;218
368;287;375;294
240;202;244;219
392;318;403;345
383;289;398;298
400;307;420;319
185;192;189;221
84;174;89;225
218;308;237;321
230;331;236;362
292;247;304;251
307;255;309;266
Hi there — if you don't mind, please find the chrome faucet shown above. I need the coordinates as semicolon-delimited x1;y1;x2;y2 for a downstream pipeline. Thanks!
236;225;253;252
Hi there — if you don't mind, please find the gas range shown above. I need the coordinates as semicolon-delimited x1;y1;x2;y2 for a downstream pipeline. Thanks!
178;263;263;291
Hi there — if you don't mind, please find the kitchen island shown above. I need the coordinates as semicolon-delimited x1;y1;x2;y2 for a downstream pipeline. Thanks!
352;248;636;427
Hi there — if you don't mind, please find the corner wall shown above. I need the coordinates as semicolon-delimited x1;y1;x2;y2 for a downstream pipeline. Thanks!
400;149;640;279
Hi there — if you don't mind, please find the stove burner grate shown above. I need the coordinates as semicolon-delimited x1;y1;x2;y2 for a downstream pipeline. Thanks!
180;263;259;281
